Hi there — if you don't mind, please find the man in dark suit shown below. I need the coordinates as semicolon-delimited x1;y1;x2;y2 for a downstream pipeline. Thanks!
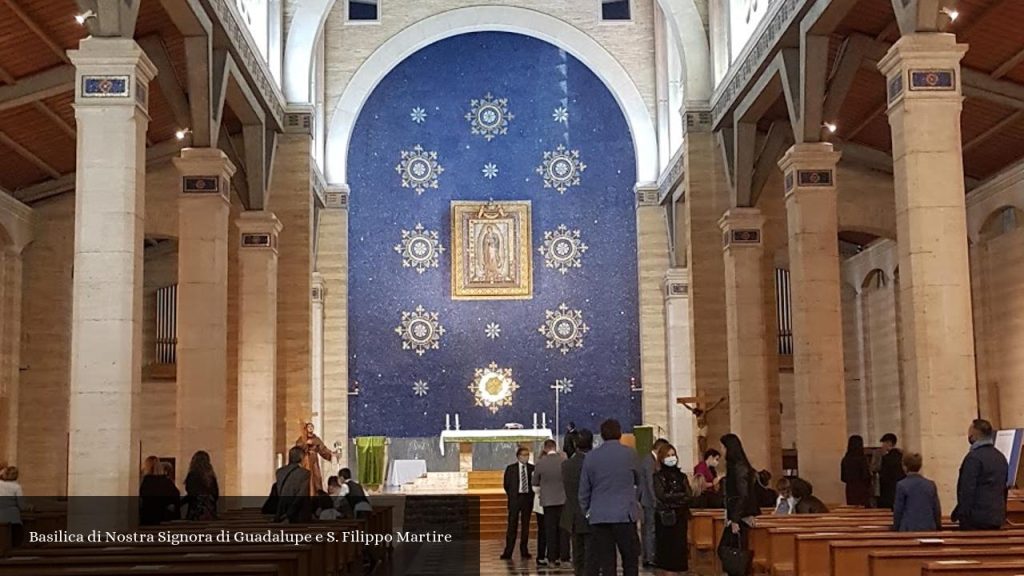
275;446;312;523
952;419;1009;530
562;429;594;576
579;419;641;576
638;437;667;567
501;446;535;560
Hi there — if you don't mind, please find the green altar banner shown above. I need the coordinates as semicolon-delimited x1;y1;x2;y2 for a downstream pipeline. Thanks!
356;436;386;486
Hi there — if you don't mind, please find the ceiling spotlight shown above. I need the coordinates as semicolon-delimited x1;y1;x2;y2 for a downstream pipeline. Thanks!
942;7;959;22
74;9;96;25
824;122;838;134
175;128;192;141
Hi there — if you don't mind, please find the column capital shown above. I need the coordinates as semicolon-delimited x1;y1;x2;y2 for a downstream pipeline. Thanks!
324;184;349;210
237;210;282;252
635;183;660;207
719;208;765;249
877;33;967;109
779;142;841;200
682;101;712;134
174;148;237;203
69;37;157;114
311;272;325;304
664;267;689;299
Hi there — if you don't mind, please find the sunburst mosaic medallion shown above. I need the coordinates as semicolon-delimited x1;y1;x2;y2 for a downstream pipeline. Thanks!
469;362;519;414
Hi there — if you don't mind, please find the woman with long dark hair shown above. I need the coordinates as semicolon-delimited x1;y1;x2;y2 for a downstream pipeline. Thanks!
719;434;760;576
182;451;219;520
652;443;692;575
840;435;871;506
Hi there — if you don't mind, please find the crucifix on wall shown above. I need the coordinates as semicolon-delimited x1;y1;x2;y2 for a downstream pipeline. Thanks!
677;395;727;455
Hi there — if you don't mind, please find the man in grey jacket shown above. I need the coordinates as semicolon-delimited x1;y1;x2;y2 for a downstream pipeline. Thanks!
535;439;569;566
580;419;641;576
275;446;312;523
638;437;668;567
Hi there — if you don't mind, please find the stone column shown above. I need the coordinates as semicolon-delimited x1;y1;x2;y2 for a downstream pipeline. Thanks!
0;247;25;463
174;148;235;484
878;33;977;502
66;38;155;523
720;209;774;471
236;211;281;496
681;105;732;447
319;186;349;466
663;268;696;463
778;143;847;503
636;185;670;434
311;272;325;436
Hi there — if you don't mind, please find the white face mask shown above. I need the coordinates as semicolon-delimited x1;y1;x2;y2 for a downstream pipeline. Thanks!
663;456;678;467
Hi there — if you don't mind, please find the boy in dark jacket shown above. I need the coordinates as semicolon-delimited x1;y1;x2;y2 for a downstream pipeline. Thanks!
893;452;941;531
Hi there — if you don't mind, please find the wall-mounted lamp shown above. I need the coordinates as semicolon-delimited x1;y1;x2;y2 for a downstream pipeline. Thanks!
941;7;959;22
823;122;838;134
74;10;96;25
175;128;192;141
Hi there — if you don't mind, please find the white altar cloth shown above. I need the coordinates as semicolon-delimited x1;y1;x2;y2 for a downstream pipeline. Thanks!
387;459;428;487
439;428;554;456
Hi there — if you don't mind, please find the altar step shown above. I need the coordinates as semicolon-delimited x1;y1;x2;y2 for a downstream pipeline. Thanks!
398;472;467;493
468;470;504;491
478;492;538;541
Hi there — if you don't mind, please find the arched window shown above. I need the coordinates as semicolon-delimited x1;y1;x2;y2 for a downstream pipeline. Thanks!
980;206;1024;241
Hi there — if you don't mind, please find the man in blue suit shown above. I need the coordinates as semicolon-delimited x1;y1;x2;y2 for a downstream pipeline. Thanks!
579;419;641;576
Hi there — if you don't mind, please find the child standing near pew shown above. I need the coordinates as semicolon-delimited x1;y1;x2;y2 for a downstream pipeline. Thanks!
893;452;942;532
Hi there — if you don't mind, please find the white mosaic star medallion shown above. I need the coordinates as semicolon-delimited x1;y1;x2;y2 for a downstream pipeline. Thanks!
553;378;573;394
412;379;430;397
469;362;519;414
553;106;569;124
536;144;586;194
485;322;501;340
410;107;427;124
395;305;446;356
394;223;444;273
482;162;499;180
395;145;444;195
539;303;589;355
465;93;514;141
539;224;588;274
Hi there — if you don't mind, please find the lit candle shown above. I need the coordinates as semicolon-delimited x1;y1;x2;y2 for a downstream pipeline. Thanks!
533;412;538;429
455;413;461;430
542;412;547;429
446;413;451;430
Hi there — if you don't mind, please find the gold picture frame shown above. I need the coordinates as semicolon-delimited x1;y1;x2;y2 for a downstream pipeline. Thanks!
450;200;532;300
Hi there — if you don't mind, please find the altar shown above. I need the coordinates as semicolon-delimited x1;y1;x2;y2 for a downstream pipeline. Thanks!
440;428;553;472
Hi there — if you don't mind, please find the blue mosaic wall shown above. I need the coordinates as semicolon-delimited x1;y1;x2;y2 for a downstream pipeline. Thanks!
347;32;640;438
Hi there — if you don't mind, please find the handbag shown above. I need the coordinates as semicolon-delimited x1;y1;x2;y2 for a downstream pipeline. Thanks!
657;509;677;526
717;525;752;576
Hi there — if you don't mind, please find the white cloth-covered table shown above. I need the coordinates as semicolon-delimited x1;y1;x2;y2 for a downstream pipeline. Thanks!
386;459;427;487
439;428;553;456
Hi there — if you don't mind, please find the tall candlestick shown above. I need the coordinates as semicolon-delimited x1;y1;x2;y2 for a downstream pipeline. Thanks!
533;412;538;429
542;412;547;430
446;413;451;430
455;413;460;430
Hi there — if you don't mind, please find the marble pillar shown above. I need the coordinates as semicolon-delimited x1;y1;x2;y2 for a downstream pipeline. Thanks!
174;148;235;485
779;143;847;503
720;209;774;471
319;186;349;467
311;272;325;438
664;268;696;464
681;106;732;448
66;38;155;526
236;211;281;496
878;33;978;502
0;247;25;463
636;187;671;435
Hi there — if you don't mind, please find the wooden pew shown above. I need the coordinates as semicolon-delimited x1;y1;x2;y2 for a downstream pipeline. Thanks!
868;546;1024;576
829;537;1024;576
766;525;890;576
750;516;892;573
0;550;304;576
794;530;1024;576
0;563;281;576
921;560;1024;576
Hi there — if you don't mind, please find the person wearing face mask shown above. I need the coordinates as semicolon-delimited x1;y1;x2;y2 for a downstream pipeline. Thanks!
952;419;1008;531
652;443;692;575
501;447;536;560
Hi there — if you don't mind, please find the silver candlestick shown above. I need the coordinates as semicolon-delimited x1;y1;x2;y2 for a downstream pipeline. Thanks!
550;378;573;439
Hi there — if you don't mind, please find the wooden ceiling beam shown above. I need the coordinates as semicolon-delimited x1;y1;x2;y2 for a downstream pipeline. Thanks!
845;102;886;141
0;63;15;85
0;130;60;178
963;110;1024;153
0;65;74;112
992;46;1024;80
137;35;191;128
32;102;75;140
2;0;71;64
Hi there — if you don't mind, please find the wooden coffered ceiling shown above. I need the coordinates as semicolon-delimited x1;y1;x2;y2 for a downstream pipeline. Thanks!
826;0;1024;184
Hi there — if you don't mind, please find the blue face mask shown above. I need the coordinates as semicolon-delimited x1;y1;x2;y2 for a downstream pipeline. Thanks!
663;457;678;467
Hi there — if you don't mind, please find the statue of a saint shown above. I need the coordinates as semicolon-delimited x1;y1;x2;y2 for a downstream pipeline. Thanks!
294;422;336;494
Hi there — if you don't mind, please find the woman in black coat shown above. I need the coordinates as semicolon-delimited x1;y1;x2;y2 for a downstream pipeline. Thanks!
139;456;180;525
720;434;760;575
840;435;872;506
182;451;219;521
653;443;692;575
